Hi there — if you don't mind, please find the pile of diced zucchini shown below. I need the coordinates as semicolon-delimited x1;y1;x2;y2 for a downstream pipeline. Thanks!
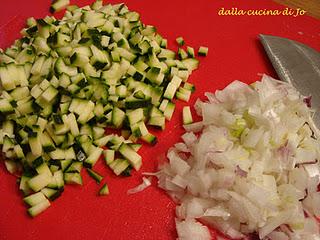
0;0;203;217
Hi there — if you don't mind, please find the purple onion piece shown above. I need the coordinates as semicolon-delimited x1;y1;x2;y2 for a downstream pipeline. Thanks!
235;165;247;177
303;96;312;108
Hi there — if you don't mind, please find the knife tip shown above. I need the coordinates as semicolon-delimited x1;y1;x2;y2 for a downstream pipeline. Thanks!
259;34;268;40
259;34;275;45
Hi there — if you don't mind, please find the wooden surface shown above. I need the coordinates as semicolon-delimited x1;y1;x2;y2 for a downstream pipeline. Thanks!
274;0;320;19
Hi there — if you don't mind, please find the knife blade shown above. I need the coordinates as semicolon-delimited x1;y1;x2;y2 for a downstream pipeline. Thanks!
260;34;320;135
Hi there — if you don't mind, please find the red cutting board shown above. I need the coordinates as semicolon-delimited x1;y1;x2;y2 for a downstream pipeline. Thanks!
0;1;319;240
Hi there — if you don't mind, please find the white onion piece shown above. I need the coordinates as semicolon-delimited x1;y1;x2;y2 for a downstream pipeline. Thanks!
176;218;211;240
194;99;205;116
156;76;320;239
127;177;151;194
167;149;190;176
304;217;320;236
267;231;289;240
259;210;292;239
175;143;190;153
204;206;230;220
181;132;198;147
171;175;188;189
183;122;204;133
204;92;219;104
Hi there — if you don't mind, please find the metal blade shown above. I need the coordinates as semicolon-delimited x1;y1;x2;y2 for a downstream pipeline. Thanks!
260;34;320;131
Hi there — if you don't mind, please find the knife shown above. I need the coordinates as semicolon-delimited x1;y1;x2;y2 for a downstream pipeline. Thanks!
260;34;320;136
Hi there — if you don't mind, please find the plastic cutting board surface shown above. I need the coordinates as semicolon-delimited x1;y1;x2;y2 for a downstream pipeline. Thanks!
0;0;319;239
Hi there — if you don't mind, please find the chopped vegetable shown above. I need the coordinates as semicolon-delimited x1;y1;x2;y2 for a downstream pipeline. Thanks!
27;199;51;217
176;37;185;46
87;168;103;184
157;75;320;239
176;219;211;240
50;0;70;13
182;106;193;125
186;46;195;58
99;183;109;196
127;177;152;194
0;0;203;216
24;192;47;207
178;48;188;60
183;82;195;93
198;46;208;56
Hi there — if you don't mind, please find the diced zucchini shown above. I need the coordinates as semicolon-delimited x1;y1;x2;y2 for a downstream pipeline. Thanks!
20;175;32;196
66;161;82;173
0;66;16;90
50;0;70;13
148;116;165;130
87;168;103;184
55;58;78;76
36;163;52;177
27;199;51;217
131;121;149;138
176;37;185;46
41;187;63;201
64;172;83;185
164;101;175;120
99;183;109;196
53;170;65;188
106;135;125;150
28;173;52;192
103;149;115;165
163;76;182;100
198;46;209;56
0;0;203;216
0;98;14;113
24;192;47;207
183;82;195;92
84;147;103;168
61;159;72;171
93;134;112;146
112;107;125;128
127;108;144;125
158;49;175;60
186;46;195;58
182;58;199;72
141;133;157;146
176;87;191;102
178;48;188;60
182;106;193;125
109;158;130;175
93;126;105;139
49;148;65;160
118;143;142;170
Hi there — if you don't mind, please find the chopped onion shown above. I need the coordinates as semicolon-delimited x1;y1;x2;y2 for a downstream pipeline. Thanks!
183;121;204;133
175;143;190;153
181;132;198;147
204;205;231;220
304;95;312;108
267;231;289;240
235;166;247;177
156;75;320;239
175;218;211;240
127;177;152;195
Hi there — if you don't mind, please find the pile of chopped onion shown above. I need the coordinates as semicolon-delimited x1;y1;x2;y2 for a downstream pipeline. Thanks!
156;75;320;239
